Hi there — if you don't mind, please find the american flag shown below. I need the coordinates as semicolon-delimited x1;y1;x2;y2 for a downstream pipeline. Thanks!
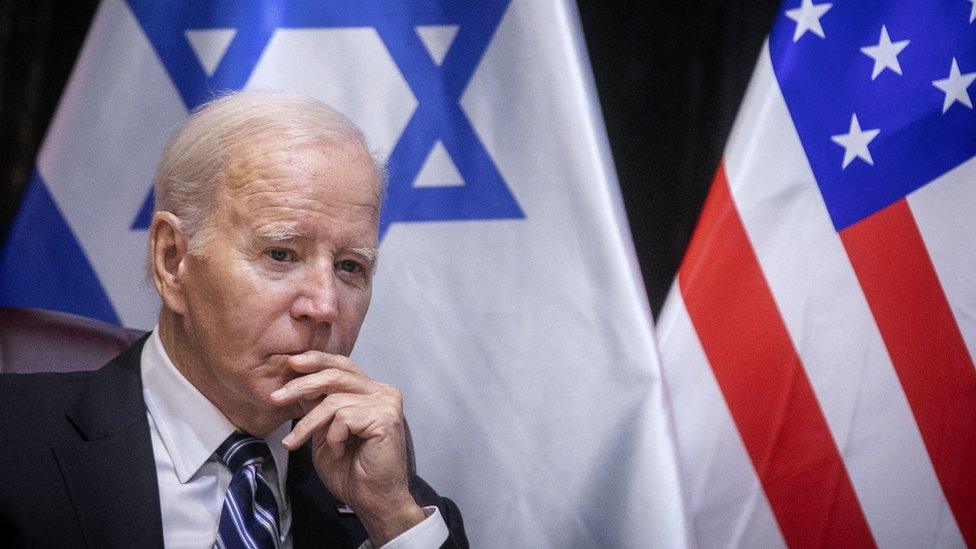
657;0;975;546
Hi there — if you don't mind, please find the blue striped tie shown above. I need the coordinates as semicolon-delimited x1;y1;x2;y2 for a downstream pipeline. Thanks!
214;432;282;549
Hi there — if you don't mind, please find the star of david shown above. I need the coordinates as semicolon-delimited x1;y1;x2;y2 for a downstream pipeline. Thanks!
126;0;523;240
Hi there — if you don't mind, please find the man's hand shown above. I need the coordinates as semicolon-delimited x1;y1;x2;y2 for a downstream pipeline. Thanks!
271;351;426;546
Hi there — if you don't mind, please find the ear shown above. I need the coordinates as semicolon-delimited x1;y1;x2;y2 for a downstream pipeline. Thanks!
150;211;190;316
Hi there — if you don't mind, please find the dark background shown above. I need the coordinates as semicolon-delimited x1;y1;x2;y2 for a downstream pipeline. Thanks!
0;1;781;319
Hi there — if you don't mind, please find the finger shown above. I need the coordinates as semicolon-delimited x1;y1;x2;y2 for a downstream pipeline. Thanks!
281;393;362;450
323;412;352;460
288;351;365;376
270;368;373;404
327;400;403;441
298;395;323;415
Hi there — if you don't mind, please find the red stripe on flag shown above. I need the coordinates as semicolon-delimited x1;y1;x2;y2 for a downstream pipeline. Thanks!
679;165;876;548
840;199;976;547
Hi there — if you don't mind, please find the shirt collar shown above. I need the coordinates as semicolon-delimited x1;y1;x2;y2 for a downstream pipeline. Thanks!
141;328;291;490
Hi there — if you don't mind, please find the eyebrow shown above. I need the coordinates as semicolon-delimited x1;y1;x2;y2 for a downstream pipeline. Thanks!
349;246;379;264
255;224;303;241
256;225;378;263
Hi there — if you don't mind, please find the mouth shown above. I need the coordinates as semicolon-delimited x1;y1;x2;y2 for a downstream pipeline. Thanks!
270;348;310;357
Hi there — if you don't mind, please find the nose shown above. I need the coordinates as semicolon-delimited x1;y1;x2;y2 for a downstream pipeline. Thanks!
290;261;339;325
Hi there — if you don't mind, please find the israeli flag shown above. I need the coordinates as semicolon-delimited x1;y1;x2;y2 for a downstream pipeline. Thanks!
0;1;689;545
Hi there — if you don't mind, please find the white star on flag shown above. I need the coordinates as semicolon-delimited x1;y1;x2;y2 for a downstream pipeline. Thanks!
970;0;976;23
831;113;880;169
785;0;833;42
860;25;909;80
933;57;976;112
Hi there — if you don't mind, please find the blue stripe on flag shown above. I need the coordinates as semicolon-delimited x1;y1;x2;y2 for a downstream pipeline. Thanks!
0;171;120;324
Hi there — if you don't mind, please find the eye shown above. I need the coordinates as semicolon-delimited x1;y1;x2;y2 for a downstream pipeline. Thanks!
265;248;296;262
336;259;362;274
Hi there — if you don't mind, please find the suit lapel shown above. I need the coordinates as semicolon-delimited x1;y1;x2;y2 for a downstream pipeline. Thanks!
287;443;368;548
53;335;164;548
49;334;370;548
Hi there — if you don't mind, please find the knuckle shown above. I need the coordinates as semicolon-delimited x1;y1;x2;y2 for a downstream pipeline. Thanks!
321;369;341;385
375;393;402;414
322;394;343;412
298;376;325;393
379;405;402;426
375;382;400;398
293;351;319;370
307;350;327;362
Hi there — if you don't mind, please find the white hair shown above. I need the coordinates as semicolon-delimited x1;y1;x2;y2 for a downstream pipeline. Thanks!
152;89;386;254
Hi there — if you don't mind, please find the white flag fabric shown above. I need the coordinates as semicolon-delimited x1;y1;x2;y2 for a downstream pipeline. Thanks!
0;0;691;546
657;1;976;547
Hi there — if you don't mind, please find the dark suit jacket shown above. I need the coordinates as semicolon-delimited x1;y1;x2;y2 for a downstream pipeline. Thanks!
0;336;467;548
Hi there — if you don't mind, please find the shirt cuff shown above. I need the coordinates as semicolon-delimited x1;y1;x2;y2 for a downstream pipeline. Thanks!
357;506;448;549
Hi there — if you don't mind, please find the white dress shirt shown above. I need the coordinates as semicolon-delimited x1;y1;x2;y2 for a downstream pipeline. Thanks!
141;329;448;548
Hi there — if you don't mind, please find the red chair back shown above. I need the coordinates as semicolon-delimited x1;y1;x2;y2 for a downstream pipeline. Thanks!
0;307;146;374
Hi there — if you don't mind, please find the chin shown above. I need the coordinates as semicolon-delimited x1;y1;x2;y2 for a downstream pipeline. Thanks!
256;383;303;416
242;401;296;436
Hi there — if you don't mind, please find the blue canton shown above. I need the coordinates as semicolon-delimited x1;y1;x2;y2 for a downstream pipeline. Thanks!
769;0;976;231
126;0;523;240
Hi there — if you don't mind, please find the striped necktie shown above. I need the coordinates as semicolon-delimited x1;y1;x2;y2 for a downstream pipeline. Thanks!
214;432;282;549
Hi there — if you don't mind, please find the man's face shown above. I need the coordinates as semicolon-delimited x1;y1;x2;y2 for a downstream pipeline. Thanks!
175;140;380;430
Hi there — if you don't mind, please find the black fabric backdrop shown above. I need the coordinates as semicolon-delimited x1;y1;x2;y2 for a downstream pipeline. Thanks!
0;0;780;318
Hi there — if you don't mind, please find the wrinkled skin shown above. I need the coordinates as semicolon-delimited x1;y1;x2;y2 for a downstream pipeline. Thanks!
151;140;424;545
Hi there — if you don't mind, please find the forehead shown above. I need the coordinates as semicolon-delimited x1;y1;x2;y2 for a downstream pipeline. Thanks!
217;141;381;236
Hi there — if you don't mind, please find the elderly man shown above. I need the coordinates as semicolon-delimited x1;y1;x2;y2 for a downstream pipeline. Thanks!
0;91;466;548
